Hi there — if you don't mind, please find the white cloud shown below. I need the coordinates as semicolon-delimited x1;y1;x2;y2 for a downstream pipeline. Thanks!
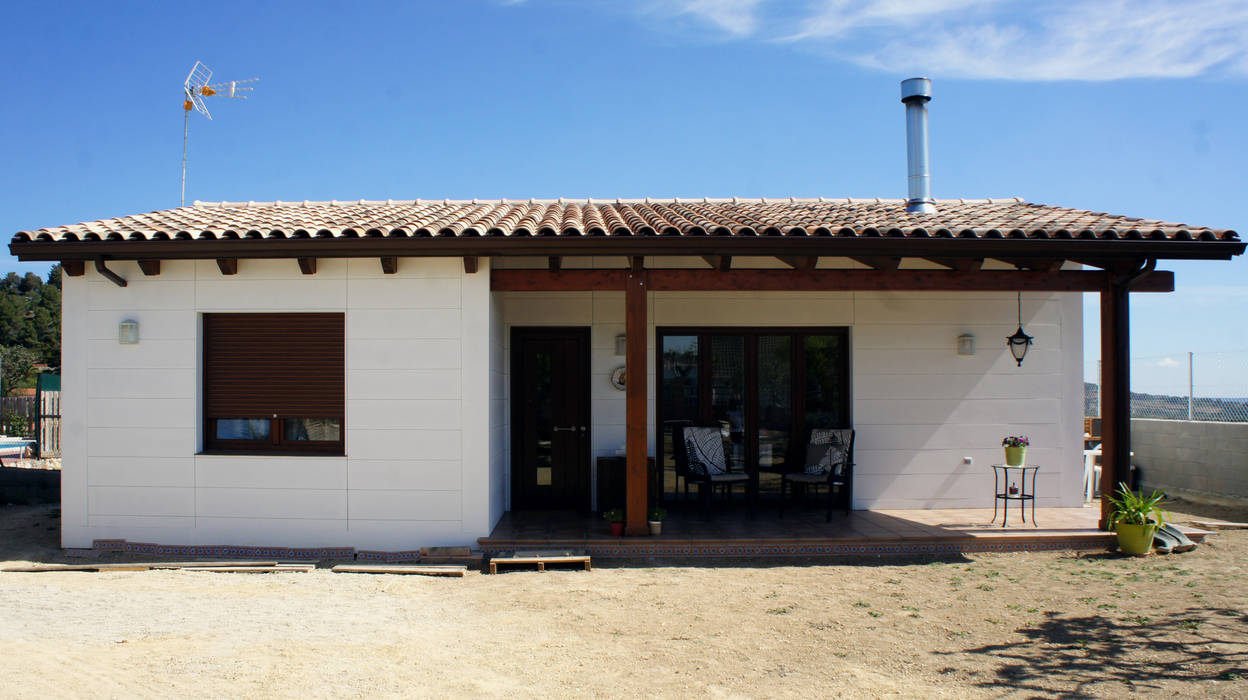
1156;357;1182;368
626;0;1248;80
644;0;766;37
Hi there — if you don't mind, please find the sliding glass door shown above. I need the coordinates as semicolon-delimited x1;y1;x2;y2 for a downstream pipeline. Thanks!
658;328;850;500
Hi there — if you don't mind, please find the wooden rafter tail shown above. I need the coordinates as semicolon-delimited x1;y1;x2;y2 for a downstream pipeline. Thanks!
137;259;161;276
463;256;479;274
297;257;317;275
216;258;238;275
380;257;398;275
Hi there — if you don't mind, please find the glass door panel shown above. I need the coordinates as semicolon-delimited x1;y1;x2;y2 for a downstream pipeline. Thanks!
660;335;699;498
710;335;746;470
805;334;846;429
757;335;792;496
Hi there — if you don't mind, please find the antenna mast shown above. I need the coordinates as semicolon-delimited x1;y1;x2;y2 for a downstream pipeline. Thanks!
181;61;257;206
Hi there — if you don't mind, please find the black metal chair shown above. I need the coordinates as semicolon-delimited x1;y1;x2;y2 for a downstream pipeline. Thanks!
780;428;854;522
672;423;751;518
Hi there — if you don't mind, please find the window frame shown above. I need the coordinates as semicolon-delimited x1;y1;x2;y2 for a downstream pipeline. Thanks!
201;312;346;456
656;326;851;484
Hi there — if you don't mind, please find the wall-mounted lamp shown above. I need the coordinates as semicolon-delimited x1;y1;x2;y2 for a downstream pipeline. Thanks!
118;319;140;345
1006;292;1033;367
957;333;975;356
615;333;627;356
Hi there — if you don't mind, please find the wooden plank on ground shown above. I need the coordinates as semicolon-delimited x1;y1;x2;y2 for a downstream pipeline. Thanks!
2;560;283;573
331;564;467;577
488;550;591;574
179;565;315;573
1189;520;1245;530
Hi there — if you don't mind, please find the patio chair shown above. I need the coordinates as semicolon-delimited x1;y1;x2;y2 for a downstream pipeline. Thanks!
672;424;751;518
779;428;854;522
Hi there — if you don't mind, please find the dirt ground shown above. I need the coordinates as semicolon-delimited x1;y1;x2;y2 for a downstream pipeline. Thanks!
1;504;1245;699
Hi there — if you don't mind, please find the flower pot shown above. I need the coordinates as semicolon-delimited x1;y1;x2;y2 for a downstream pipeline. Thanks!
1115;523;1157;556
609;521;625;536
648;520;662;536
1004;446;1027;466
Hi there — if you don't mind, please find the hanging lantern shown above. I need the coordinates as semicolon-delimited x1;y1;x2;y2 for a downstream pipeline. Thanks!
1006;291;1033;366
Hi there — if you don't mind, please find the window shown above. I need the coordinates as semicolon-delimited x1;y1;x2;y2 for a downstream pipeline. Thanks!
202;313;345;454
657;328;849;498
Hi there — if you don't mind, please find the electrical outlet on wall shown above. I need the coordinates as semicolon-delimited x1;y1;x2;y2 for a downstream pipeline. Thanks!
963;456;973;465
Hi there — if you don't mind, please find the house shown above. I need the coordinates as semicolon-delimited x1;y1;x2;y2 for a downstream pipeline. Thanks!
8;194;1241;549
8;82;1243;550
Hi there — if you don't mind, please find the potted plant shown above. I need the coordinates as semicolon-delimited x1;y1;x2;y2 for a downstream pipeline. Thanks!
603;508;625;536
647;507;667;536
1106;482;1169;556
1002;435;1029;466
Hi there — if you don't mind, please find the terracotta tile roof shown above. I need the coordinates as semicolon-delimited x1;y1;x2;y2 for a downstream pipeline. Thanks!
12;197;1238;244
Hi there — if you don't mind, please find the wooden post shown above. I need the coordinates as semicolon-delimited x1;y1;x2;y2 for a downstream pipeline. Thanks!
625;256;649;536
1099;277;1131;529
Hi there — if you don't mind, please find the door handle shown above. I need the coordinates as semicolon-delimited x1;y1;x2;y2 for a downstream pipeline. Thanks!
553;426;579;432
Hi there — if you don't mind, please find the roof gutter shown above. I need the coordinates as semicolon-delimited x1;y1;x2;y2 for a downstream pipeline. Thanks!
9;236;1245;263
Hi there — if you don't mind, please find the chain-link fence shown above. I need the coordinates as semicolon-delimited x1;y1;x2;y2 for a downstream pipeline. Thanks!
1085;351;1248;422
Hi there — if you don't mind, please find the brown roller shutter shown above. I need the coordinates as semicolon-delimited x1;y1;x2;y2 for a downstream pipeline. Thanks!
203;313;344;451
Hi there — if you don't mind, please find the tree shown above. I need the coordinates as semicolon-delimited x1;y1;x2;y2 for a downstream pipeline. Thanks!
0;346;38;396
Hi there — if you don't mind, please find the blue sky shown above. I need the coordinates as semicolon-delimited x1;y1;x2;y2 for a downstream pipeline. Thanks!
2;0;1246;395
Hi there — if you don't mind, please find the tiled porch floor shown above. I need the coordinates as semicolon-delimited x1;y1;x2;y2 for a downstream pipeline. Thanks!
479;503;1125;558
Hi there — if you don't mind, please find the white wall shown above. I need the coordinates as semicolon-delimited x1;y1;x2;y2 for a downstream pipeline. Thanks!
63;257;499;549
64;253;1083;551
498;256;1084;509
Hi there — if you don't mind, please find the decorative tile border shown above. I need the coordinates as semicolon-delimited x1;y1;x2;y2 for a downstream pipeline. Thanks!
357;550;423;562
479;536;1114;558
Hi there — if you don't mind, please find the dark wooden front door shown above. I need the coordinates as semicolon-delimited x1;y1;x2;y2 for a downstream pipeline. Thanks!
511;328;590;510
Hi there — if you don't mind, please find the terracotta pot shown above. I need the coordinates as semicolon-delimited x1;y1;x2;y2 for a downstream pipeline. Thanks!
609;522;625;536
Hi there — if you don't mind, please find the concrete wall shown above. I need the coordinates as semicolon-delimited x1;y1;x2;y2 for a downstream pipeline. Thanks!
63;257;499;550
1132;418;1248;503
497;256;1085;509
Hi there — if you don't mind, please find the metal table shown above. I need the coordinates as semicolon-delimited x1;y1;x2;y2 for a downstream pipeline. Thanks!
990;464;1038;527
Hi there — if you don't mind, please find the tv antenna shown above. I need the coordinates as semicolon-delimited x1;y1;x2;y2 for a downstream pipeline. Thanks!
181;61;257;206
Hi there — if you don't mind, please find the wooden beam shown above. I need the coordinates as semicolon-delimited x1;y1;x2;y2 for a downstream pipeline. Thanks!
849;256;901;271
463;256;479;274
62;261;85;277
701;255;732;271
777;255;817;271
216;258;238;275
625;256;648;537
548;255;562;271
137;259;161;276
380;257;398;275
1099;277;1132;529
93;259;127;287
489;269;1175;293
297;257;317;275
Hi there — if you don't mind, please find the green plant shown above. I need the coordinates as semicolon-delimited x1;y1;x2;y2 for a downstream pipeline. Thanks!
602;508;624;523
2;409;29;437
1106;482;1169;528
647;506;667;522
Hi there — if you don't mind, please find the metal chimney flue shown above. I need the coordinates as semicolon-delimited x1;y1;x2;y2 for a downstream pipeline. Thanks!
901;77;936;214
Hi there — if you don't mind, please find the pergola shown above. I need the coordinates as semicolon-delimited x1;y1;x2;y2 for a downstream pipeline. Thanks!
11;197;1243;534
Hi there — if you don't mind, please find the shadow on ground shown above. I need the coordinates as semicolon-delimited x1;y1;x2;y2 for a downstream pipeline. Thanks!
940;607;1248;695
